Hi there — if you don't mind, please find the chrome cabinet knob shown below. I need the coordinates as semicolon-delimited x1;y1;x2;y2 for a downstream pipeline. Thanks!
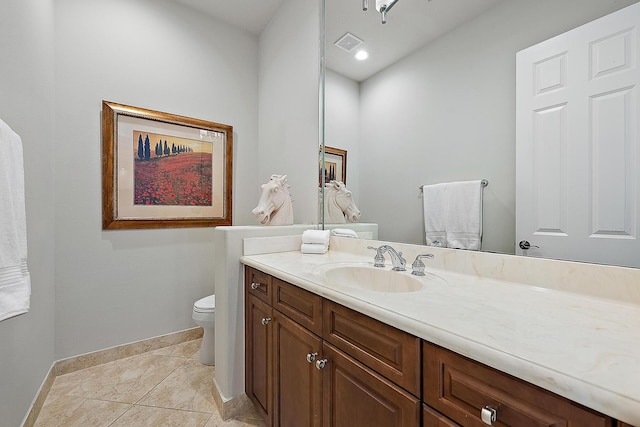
315;359;327;370
481;405;497;425
261;317;271;326
306;352;318;363
519;240;539;250
250;282;260;290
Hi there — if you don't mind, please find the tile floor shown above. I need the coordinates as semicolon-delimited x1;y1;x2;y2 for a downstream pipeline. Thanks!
34;339;266;427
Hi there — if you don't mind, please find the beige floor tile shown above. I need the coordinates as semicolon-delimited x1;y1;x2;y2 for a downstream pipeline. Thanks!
150;338;202;358
50;353;186;404
137;358;216;412
110;405;212;427
33;394;131;427
204;410;267;427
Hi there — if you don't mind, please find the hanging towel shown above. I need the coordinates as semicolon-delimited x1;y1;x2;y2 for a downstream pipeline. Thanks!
444;180;483;250
422;180;483;250
0;118;31;321
422;183;447;247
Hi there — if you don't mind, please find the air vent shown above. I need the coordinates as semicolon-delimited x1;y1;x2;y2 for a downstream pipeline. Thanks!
334;32;364;53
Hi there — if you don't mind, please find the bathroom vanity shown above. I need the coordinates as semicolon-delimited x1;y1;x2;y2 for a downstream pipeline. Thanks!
241;237;640;427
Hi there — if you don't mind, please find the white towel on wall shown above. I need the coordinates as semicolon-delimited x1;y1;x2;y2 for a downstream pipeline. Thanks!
422;180;483;251
422;183;447;247
0;118;31;322
445;180;483;250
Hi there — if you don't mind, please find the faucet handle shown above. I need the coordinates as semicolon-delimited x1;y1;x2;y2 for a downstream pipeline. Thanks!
411;254;434;276
367;246;386;268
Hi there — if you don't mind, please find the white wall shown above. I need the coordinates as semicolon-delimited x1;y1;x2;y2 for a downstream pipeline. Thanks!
54;0;260;358
335;0;640;253
258;0;320;224
0;1;56;425
325;69;360;206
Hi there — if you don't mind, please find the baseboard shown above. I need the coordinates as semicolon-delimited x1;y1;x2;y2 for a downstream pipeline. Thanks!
212;378;254;421
21;327;203;427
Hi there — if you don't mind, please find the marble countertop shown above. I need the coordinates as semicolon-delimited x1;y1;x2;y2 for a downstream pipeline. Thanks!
241;245;640;425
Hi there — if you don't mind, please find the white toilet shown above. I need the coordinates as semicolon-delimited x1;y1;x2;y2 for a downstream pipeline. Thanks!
192;295;215;365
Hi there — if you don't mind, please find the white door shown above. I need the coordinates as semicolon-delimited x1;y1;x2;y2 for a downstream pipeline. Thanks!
516;3;640;268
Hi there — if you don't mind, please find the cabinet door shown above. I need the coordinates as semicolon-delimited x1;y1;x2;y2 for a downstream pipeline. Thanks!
322;342;420;427
246;294;273;426
273;312;323;427
423;404;461;427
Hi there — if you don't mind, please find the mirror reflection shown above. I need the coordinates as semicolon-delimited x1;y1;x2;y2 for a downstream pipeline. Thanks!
323;0;640;267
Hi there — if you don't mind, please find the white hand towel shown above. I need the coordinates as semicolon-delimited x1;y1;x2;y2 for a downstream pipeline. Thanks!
330;228;358;238
422;183;447;247
444;180;483;250
0;118;31;322
301;229;330;245
300;243;328;254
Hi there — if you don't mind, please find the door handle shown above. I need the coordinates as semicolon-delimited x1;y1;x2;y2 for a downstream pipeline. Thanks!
519;240;539;250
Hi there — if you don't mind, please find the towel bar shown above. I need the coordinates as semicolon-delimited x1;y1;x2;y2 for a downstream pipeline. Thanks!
419;179;488;192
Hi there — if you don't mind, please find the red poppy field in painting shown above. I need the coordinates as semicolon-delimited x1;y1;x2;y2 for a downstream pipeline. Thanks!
134;153;212;206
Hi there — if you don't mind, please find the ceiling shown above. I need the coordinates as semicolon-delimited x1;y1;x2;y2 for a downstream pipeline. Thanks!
172;0;505;82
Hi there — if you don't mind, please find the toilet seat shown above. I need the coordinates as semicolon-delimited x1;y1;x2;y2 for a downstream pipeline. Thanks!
194;295;215;313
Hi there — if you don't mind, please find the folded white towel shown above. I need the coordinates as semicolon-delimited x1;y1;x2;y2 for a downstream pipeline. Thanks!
301;229;330;245
300;243;328;254
0;118;31;321
330;228;358;238
422;183;447;248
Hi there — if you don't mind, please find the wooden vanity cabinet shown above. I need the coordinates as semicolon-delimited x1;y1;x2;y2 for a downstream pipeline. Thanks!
245;266;420;427
422;341;614;427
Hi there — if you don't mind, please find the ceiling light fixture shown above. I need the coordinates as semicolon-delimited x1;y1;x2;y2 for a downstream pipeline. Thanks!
355;50;369;60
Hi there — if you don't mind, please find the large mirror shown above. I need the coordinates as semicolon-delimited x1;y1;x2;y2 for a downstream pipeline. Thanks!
322;0;640;266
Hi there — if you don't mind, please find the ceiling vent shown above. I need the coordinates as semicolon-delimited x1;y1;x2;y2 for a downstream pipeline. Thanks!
334;32;364;53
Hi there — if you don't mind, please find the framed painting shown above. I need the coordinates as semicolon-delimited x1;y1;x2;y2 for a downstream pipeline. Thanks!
101;100;233;229
320;146;347;185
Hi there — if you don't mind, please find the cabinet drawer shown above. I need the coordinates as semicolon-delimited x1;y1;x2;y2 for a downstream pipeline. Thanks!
423;404;461;427
273;278;323;336
423;341;613;427
245;266;272;304
323;300;420;396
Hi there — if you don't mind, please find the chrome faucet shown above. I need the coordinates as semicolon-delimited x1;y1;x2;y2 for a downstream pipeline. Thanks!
411;254;434;276
367;245;406;271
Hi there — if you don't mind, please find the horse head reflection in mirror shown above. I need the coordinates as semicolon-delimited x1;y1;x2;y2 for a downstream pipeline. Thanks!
252;174;294;226
322;180;361;224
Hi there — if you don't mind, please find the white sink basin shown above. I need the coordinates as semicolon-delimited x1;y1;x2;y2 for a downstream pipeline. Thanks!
322;265;426;293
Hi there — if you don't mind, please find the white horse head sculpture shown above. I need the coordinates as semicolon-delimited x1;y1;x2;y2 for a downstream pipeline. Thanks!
252;174;294;226
322;180;361;223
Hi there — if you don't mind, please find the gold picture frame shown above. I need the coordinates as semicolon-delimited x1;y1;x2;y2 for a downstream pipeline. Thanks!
320;146;347;186
101;100;233;229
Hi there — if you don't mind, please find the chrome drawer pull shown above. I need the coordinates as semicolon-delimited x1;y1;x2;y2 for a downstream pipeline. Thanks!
315;359;327;370
250;282;260;290
481;405;497;425
261;317;271;326
306;352;318;363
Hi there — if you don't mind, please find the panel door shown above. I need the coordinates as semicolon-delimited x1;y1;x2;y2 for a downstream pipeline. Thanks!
273;312;323;427
322;342;420;427
516;2;640;267
246;294;273;426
